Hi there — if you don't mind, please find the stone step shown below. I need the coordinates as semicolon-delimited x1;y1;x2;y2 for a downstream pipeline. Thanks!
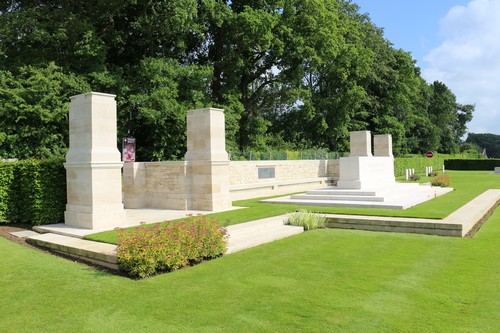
305;189;377;196
291;194;384;202
226;215;304;254
27;233;118;270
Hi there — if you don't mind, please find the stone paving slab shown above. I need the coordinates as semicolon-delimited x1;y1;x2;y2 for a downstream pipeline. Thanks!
27;233;118;270
10;230;40;238
226;215;303;254
34;206;244;238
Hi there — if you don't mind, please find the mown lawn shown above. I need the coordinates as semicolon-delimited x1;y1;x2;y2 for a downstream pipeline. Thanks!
87;170;500;244
1;205;499;332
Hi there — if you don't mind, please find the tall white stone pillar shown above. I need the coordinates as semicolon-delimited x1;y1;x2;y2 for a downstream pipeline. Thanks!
185;108;231;211
350;131;372;157
374;134;393;157
64;92;125;229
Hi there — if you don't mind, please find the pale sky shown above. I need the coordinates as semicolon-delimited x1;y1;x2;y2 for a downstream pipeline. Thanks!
355;0;499;135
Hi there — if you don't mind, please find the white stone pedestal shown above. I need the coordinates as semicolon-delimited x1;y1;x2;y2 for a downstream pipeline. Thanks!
64;92;125;229
185;108;231;211
337;131;395;189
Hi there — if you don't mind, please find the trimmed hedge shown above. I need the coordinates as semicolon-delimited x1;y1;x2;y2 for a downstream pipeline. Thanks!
394;155;446;177
444;159;500;171
0;159;66;225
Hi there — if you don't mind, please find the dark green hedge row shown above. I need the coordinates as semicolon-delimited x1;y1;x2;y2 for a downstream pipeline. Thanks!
0;159;66;225
444;159;500;171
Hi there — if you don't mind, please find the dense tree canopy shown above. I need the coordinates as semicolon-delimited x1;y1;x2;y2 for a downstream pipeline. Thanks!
0;0;475;160
466;133;500;158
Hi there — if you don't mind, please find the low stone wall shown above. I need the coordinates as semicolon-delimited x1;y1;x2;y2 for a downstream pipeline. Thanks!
229;160;339;200
123;159;340;209
123;161;190;210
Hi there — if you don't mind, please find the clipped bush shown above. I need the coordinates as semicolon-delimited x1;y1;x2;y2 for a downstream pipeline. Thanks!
0;158;66;224
444;159;500;170
286;210;326;230
116;216;228;278
431;174;451;187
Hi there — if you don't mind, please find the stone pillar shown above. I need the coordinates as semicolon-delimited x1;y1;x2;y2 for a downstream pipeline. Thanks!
374;134;393;157
185;108;231;211
64;92;125;229
349;131;372;157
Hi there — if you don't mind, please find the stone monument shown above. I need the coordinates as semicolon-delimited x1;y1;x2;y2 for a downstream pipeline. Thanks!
265;130;453;209
64;92;125;229
336;131;395;189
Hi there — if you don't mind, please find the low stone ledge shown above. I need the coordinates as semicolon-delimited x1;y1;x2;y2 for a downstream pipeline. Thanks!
230;177;333;192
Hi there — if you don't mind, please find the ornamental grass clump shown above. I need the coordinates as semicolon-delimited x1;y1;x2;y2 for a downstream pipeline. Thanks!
286;210;326;230
117;216;228;278
431;174;451;187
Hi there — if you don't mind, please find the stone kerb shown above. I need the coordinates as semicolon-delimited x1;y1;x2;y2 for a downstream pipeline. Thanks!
64;92;125;229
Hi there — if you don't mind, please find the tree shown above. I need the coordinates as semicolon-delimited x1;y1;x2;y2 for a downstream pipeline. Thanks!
119;58;212;161
427;81;474;154
466;133;500;158
0;63;90;159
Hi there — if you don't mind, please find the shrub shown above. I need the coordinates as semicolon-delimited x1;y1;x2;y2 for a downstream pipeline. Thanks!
429;171;439;177
116;216;228;278
286;210;326;230
409;174;421;181
431;174;451;187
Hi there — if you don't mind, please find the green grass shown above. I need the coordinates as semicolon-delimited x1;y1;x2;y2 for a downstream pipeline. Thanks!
86;171;500;244
1;202;499;331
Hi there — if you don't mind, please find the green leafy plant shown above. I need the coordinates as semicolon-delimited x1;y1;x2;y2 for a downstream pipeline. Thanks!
431;174;451;187
286;210;326;230
116;216;228;278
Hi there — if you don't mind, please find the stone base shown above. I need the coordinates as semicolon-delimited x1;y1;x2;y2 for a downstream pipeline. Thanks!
337;156;395;189
186;161;231;211
65;204;126;229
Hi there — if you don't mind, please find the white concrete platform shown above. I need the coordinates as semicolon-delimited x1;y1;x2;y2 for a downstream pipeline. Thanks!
34;206;243;238
263;183;454;209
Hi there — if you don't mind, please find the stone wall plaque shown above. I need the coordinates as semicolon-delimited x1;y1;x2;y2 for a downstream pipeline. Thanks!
258;167;275;179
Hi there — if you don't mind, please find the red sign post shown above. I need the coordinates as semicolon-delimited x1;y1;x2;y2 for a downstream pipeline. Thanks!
426;151;434;158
